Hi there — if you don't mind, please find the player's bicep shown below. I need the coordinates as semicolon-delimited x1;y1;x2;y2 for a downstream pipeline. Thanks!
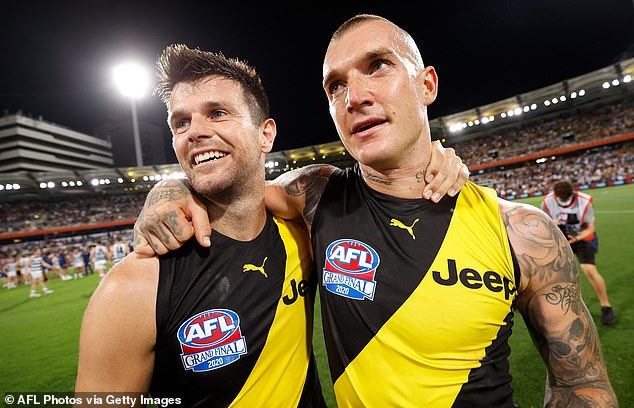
75;255;158;393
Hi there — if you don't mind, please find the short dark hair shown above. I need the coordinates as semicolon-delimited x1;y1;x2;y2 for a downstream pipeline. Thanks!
554;180;575;201
155;44;270;125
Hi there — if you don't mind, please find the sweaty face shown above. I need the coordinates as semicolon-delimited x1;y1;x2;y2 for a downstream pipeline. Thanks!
322;20;436;170
168;77;268;198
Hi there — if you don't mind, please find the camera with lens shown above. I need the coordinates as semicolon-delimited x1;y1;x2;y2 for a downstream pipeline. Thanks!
558;213;579;240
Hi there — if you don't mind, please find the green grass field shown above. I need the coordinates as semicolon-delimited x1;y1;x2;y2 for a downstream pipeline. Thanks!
1;183;632;407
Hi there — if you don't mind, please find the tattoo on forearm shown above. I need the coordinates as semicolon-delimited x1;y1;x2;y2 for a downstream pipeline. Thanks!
544;315;616;406
284;167;331;225
532;295;616;406
544;284;582;315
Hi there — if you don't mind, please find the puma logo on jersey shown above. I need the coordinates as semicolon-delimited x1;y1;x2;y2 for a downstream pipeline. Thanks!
243;257;268;278
390;218;420;239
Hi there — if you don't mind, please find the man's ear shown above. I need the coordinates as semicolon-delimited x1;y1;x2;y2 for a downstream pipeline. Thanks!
421;66;438;106
260;118;277;153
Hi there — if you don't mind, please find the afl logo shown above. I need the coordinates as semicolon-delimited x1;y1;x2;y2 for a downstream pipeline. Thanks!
177;309;247;372
322;239;380;301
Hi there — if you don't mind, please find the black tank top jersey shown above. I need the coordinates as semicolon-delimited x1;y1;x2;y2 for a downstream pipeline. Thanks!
312;164;520;408
151;213;324;408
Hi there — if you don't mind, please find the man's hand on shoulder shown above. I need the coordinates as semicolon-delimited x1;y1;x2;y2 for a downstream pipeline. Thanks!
134;179;210;256
423;141;470;203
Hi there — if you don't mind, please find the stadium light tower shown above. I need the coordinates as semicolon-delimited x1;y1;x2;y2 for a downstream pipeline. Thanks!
113;63;149;167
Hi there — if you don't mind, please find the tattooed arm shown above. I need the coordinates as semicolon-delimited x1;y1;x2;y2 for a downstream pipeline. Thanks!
133;166;335;255
499;199;618;407
265;164;336;232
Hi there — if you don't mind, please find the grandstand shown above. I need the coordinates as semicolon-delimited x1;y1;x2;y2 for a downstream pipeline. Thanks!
0;57;632;248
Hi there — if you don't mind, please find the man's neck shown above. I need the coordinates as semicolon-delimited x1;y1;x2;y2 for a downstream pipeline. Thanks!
204;190;268;242
359;162;429;199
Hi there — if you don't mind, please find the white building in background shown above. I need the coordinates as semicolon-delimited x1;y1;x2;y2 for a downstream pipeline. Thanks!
0;113;113;172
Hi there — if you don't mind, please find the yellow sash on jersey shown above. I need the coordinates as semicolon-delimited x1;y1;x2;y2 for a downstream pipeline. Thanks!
334;183;516;407
231;217;314;407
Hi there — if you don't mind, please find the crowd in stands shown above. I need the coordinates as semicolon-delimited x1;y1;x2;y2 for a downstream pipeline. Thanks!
452;98;634;166
471;142;634;197
0;193;145;234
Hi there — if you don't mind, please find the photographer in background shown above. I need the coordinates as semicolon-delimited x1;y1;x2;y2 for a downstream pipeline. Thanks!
542;180;617;325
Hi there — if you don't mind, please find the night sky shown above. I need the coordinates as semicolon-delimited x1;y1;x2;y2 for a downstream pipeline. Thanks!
1;0;633;164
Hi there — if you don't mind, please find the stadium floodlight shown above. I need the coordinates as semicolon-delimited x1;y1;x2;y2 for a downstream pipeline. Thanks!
113;63;148;98
114;62;149;167
624;75;632;83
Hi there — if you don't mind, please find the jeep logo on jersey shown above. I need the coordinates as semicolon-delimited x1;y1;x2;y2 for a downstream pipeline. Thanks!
323;239;379;301
177;309;247;372
432;259;516;300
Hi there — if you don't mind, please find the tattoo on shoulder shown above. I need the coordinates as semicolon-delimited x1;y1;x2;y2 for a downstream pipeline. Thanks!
283;167;332;225
501;202;578;285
